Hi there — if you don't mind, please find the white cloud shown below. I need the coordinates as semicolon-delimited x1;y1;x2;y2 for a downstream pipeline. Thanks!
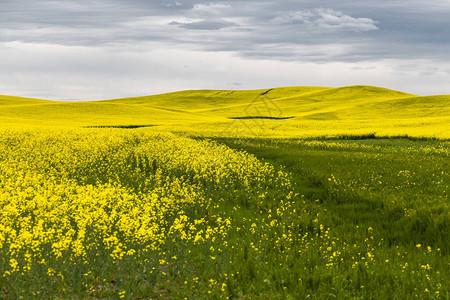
192;3;230;13
166;1;183;8
273;8;379;32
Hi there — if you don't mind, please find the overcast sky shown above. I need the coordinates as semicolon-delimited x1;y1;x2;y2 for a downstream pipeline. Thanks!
1;0;450;100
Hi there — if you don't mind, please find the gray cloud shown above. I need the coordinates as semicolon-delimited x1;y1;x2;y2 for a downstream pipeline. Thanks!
170;18;238;30
1;0;450;99
1;0;447;62
272;8;379;32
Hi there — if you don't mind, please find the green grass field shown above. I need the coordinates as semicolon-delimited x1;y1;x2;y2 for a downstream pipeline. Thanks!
0;86;449;298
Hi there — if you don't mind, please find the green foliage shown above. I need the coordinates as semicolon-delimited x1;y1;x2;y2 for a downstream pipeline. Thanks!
215;137;449;298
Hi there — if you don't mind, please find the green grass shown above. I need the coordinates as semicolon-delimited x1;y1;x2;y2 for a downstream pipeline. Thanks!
209;136;449;298
214;137;449;245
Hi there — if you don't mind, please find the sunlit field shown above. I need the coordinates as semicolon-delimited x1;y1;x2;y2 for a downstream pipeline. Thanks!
0;86;449;298
2;85;449;139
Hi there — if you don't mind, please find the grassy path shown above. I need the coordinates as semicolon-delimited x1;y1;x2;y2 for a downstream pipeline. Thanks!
209;137;449;298
214;137;449;250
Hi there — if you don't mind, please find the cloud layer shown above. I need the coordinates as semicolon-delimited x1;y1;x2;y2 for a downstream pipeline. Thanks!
1;0;449;99
272;8;379;33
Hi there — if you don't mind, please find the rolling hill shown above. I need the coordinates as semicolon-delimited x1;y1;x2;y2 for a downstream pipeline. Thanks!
1;85;449;138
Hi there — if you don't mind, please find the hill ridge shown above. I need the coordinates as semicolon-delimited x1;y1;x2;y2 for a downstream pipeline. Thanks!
1;85;448;139
3;85;444;105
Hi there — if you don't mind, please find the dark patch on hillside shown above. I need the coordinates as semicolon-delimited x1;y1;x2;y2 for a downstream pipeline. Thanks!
303;112;340;120
85;125;157;129
260;88;273;96
309;134;444;141
229;116;294;120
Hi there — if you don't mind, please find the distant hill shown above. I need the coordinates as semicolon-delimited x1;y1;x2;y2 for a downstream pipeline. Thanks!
0;95;53;106
1;86;449;138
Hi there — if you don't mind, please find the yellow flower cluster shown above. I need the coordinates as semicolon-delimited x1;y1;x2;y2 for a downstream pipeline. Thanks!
0;128;288;293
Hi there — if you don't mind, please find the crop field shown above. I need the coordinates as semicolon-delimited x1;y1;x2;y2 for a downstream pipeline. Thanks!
0;86;449;298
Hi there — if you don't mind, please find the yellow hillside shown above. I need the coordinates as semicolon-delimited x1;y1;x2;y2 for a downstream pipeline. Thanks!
0;95;53;106
1;86;449;138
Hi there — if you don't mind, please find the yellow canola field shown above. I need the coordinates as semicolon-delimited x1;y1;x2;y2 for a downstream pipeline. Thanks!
0;129;291;288
1;85;449;139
